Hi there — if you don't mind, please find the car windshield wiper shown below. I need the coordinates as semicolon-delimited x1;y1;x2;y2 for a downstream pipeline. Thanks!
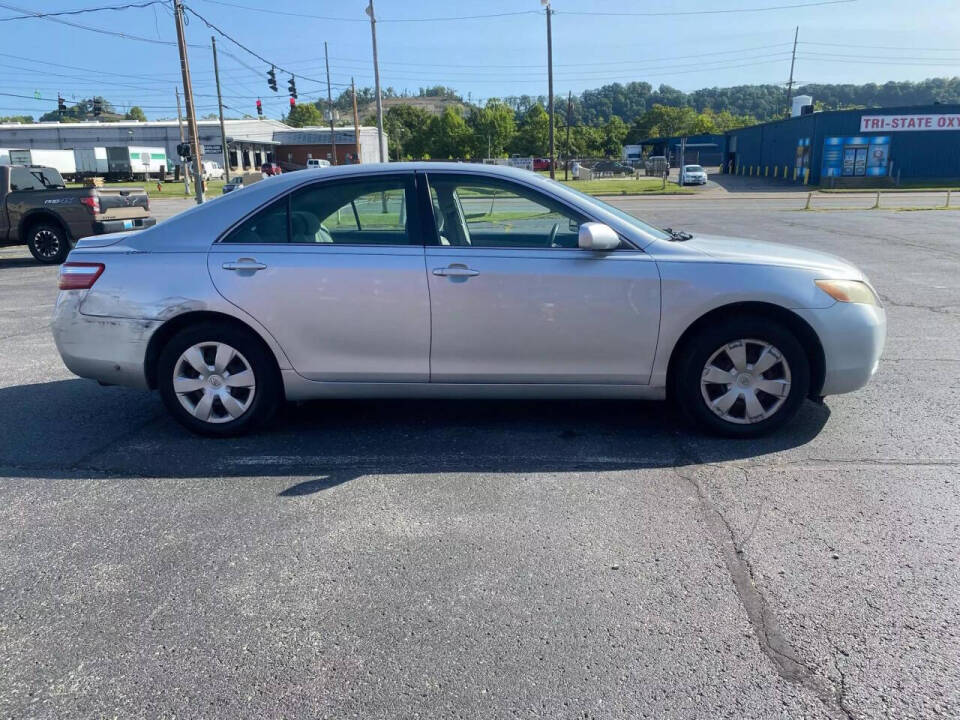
663;227;693;242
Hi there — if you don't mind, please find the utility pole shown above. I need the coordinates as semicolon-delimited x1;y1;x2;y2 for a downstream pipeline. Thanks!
324;41;337;166
564;90;572;181
175;87;190;196
785;26;798;117
211;36;230;182
365;0;385;163
351;78;362;163
173;0;204;204
544;0;555;179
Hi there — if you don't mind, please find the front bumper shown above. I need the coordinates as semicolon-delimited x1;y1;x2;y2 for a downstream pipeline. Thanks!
93;216;157;234
52;291;159;390
794;301;886;396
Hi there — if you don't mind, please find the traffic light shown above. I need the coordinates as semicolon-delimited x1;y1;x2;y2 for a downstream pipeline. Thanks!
57;94;66;116
267;66;277;92
288;76;297;100
256;98;263;117
92;98;103;117
289;97;296;109
177;142;192;160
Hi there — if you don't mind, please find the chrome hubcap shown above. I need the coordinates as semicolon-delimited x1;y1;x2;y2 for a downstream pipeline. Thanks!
172;342;256;424
700;339;792;425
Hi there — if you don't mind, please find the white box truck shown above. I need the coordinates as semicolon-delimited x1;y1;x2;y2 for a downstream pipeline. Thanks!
0;148;25;165
74;147;109;176
8;149;77;179
106;146;168;179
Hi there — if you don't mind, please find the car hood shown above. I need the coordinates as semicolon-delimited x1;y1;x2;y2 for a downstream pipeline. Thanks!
679;233;863;277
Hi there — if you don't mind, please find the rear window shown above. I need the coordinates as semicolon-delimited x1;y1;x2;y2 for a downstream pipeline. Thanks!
9;167;65;191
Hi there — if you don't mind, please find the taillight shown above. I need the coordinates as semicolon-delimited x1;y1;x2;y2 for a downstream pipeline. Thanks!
79;196;100;215
59;262;105;290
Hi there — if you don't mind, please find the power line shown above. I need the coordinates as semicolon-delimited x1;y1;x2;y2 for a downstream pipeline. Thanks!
800;40;960;52
558;0;858;17
195;0;540;23
0;1;203;46
0;1;163;21
181;5;350;87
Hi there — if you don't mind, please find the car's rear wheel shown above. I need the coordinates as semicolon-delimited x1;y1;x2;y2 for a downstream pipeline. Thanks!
157;323;280;437
27;222;70;265
673;317;810;437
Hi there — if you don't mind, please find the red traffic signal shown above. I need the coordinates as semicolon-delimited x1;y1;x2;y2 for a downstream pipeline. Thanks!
289;97;296;108
256;98;263;116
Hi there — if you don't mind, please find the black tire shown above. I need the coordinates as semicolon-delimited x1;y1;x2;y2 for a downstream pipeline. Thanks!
157;322;281;437
26;222;71;265
672;316;810;438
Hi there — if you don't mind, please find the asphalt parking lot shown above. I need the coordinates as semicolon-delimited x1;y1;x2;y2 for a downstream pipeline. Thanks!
1;198;958;719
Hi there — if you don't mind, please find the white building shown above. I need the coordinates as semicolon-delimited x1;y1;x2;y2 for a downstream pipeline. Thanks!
0;119;388;172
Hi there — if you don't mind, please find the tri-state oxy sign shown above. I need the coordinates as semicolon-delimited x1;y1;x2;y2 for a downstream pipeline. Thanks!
860;114;960;132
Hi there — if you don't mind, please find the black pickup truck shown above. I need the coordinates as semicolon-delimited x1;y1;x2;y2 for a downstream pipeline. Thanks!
0;165;156;264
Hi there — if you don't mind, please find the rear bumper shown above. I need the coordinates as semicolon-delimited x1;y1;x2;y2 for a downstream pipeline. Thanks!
93;216;156;234
794;302;886;396
52;291;157;390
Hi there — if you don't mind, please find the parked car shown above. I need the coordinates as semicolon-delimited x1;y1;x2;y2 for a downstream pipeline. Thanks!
52;162;885;438
681;164;708;185
202;161;225;181
260;163;282;176
306;158;331;169
533;158;552;171
0;164;155;264
220;177;244;194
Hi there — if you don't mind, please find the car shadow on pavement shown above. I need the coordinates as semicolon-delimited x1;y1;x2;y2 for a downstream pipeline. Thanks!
0;379;831;492
0;256;41;270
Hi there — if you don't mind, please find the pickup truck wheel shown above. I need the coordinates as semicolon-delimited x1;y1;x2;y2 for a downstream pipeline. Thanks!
27;223;70;265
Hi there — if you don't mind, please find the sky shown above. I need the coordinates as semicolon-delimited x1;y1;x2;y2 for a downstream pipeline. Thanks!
1;0;959;121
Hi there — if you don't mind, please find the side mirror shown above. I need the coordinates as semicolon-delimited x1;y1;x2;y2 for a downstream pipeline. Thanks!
578;222;620;251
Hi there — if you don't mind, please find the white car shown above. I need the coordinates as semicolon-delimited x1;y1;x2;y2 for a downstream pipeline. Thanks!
681;164;708;185
306;158;331;169
202;161;225;181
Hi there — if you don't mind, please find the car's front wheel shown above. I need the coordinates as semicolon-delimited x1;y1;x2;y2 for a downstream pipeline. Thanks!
673;317;810;437
157;323;280;437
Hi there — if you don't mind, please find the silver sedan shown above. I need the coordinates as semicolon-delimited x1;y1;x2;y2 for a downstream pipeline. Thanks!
52;162;885;437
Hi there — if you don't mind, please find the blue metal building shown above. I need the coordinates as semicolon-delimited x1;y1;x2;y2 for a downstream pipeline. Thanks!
630;133;727;167
724;104;960;186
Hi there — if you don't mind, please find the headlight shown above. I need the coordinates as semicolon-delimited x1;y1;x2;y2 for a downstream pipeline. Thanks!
815;279;879;305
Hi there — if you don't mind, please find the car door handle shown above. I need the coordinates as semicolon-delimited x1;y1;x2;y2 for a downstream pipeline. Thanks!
432;265;479;277
222;259;267;271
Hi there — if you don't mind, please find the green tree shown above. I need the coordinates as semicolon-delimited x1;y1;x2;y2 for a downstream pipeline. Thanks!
601;115;629;157
284;102;324;128
0;114;33;123
382;104;433;159
467;100;516;158
511;103;550;156
39;96;114;122
627;104;699;141
427;107;471;158
125;106;147;122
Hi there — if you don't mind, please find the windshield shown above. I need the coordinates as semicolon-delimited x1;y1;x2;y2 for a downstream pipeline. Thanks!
685;165;704;173
552;180;671;241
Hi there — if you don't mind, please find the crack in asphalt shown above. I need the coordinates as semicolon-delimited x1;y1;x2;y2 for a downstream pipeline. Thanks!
672;439;856;719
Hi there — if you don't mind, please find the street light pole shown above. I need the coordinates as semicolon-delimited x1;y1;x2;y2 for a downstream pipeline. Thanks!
172;0;204;204
211;35;230;182
366;0;385;163
324;41;338;165
544;0;555;179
